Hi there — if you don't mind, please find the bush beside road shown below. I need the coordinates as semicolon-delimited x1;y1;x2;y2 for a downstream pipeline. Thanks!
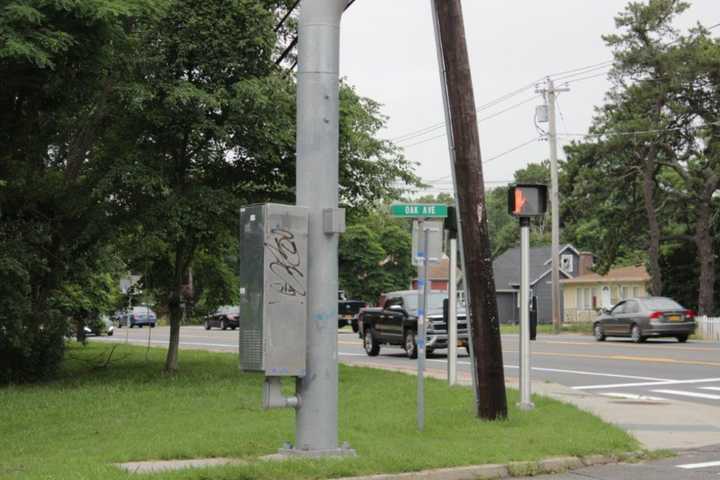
0;343;637;480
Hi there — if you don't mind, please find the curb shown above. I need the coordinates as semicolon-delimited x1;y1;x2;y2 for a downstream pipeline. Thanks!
333;452;645;480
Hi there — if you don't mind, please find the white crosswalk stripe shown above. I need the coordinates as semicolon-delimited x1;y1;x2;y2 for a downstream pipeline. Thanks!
651;389;720;400
677;460;720;469
700;386;720;392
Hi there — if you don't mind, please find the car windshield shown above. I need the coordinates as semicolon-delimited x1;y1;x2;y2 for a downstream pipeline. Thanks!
642;298;684;311
402;293;447;312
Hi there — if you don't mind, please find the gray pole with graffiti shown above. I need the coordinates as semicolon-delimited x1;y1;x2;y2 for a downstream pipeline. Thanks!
294;0;349;454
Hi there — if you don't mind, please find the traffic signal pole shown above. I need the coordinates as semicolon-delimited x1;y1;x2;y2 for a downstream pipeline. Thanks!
519;217;534;410
294;0;353;456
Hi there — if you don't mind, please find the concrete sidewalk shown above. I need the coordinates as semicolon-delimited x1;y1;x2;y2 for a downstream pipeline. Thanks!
342;359;720;451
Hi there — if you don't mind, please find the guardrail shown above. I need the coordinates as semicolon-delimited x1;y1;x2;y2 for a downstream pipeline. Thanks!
697;316;720;341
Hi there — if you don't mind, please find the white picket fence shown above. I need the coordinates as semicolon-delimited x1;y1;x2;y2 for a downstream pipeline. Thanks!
696;316;720;342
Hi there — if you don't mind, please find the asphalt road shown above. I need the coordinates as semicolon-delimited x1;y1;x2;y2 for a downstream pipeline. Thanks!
95;325;720;406
518;444;720;480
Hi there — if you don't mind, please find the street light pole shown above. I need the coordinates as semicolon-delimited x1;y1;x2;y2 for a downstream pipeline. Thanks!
294;0;351;455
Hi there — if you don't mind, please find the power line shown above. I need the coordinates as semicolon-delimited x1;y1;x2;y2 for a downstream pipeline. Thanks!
483;137;540;165
556;120;720;138
398;95;542;147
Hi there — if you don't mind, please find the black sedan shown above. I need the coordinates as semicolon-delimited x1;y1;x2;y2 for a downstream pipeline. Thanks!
593;297;696;343
203;305;239;330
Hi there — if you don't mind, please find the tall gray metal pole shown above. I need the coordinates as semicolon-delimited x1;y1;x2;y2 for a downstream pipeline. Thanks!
519;218;534;410
447;238;457;386
429;0;479;404
295;0;347;454
545;77;566;334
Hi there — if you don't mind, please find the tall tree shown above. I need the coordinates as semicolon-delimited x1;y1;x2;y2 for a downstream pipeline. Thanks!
0;0;149;382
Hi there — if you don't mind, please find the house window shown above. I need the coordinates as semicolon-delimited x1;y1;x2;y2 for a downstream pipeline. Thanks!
584;288;591;310
576;288;583;309
561;254;574;273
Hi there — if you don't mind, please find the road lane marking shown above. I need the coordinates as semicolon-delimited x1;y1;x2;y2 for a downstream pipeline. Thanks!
539;340;720;352
574;377;720;390
504;350;720;368
677;460;720;469
339;353;675;382
700;387;720;392
600;392;668;401
652;389;720;400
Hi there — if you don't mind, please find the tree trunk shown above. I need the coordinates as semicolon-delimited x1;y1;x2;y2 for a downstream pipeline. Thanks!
434;0;507;420
164;248;188;373
164;290;183;373
695;175;718;315
641;151;663;296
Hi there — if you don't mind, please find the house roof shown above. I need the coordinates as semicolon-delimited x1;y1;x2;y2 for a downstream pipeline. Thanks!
493;245;555;290
542;244;581;265
560;265;649;285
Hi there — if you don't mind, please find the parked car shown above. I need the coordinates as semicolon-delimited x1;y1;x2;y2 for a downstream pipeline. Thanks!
81;315;114;337
338;299;367;331
204;305;239;330
116;305;157;328
593;296;696;343
359;290;469;359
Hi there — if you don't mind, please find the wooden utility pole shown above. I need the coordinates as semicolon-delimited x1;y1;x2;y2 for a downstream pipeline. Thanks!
433;0;507;420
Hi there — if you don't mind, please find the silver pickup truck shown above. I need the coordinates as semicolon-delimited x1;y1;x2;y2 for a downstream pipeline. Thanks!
358;290;469;358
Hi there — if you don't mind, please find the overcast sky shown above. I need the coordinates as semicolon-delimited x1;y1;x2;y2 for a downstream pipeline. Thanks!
338;0;718;196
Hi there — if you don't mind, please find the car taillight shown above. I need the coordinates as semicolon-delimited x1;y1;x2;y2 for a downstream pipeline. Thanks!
686;310;696;319
649;311;663;319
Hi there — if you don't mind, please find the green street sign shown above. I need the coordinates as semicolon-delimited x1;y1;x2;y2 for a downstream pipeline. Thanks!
390;203;448;218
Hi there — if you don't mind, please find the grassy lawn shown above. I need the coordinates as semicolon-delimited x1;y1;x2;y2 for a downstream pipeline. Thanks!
501;322;593;335
0;343;637;480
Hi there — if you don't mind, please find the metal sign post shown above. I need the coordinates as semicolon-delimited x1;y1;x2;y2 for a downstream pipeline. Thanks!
508;184;548;411
415;220;427;431
393;204;446;431
448;237;457;386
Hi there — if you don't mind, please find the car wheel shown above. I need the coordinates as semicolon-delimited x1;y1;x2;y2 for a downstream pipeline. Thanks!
631;324;645;343
221;320;226;330
363;329;380;356
426;348;434;358
150;323;155;328
351;322;359;334
231;326;237;330
130;323;134;328
593;323;606;341
404;331;418;359
138;324;143;328
676;335;688;343
107;330;114;336
204;321;211;330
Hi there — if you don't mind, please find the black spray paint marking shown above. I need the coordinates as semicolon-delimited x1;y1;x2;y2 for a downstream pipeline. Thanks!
265;228;306;297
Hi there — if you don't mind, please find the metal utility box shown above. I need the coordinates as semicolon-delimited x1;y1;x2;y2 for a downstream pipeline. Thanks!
238;204;308;377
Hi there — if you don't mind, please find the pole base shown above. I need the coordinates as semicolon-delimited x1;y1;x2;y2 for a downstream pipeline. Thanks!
262;443;357;461
517;401;535;411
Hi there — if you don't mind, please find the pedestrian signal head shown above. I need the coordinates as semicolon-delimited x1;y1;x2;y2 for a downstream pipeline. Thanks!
508;184;548;217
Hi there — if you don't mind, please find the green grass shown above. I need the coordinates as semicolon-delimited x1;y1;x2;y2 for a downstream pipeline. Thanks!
0;343;637;480
501;322;593;335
